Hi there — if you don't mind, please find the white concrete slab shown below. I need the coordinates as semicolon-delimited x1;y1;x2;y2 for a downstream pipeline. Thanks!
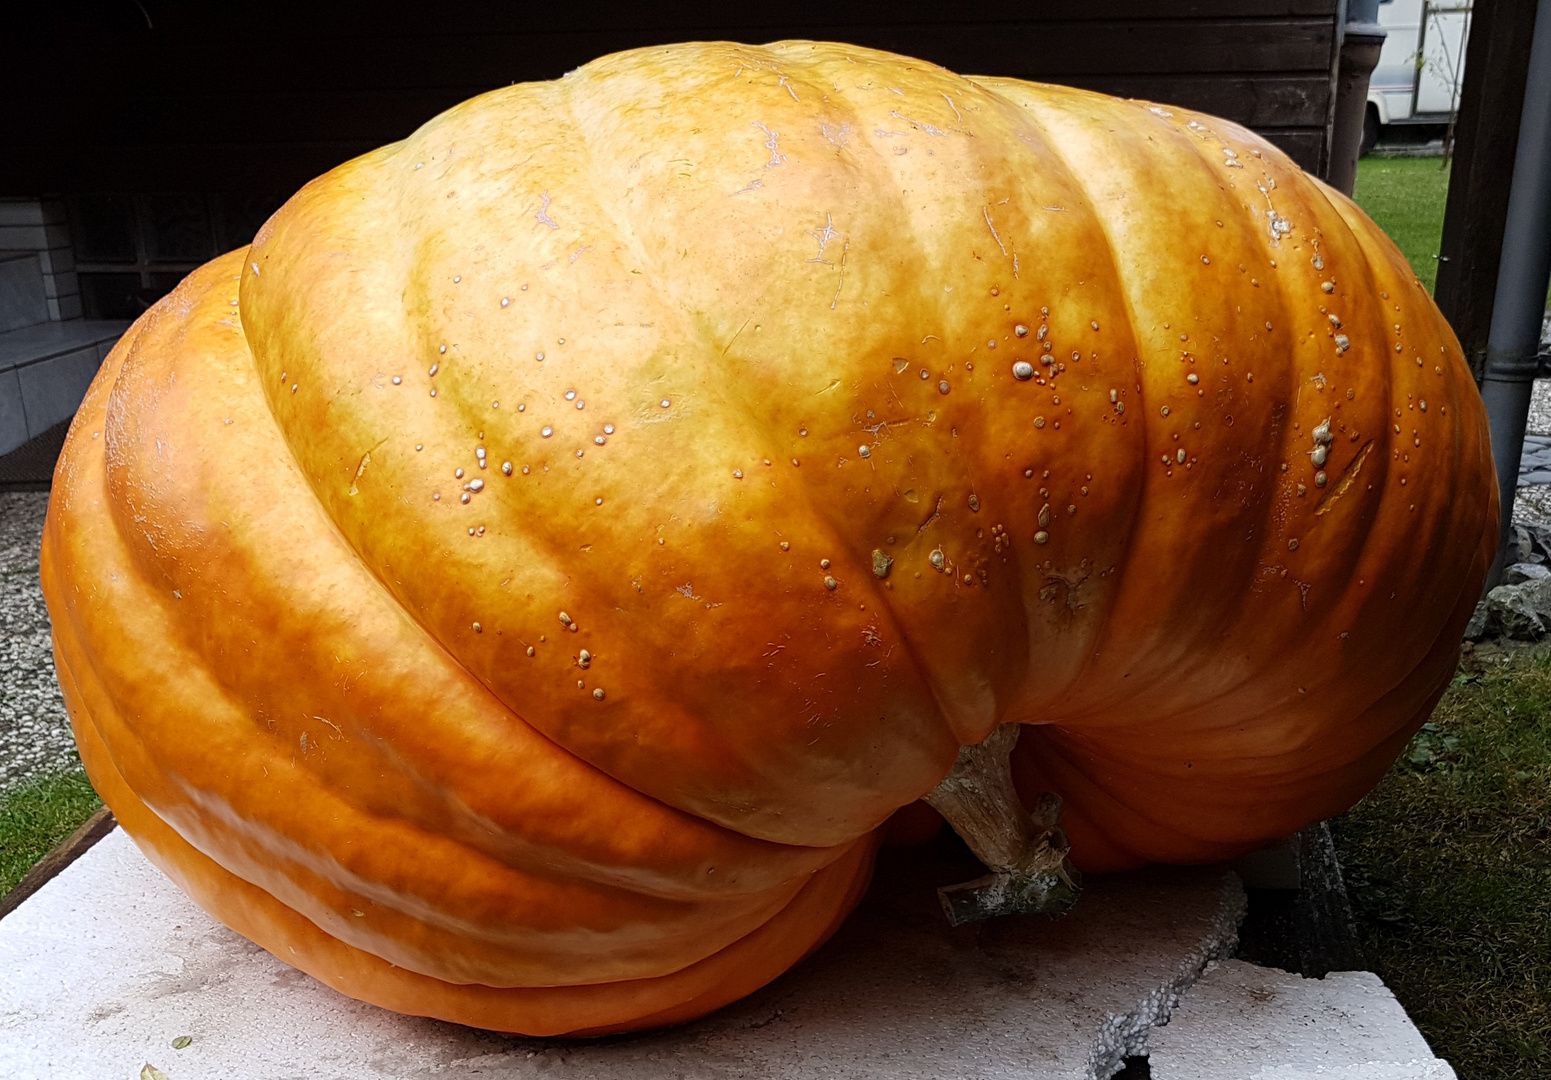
1148;958;1455;1079
1;827;1250;1079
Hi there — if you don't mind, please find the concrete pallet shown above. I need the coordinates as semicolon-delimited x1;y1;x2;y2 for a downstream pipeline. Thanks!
0;828;1452;1079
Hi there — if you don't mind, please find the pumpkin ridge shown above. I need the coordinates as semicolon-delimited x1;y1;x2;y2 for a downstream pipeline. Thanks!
236;117;958;846
1262;177;1395;625
980;86;1267;716
67;687;876;1032
981;85;1160;715
51;259;855;939
1087;105;1384;720
47;518;831;989
216;236;859;886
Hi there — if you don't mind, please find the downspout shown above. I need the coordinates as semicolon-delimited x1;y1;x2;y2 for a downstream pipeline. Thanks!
1327;0;1388;195
1482;0;1551;587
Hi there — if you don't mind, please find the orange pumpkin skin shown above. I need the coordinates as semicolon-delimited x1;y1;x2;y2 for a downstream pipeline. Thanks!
43;41;1494;1034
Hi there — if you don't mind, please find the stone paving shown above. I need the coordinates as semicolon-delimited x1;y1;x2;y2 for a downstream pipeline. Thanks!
0;491;72;792
1522;436;1551;485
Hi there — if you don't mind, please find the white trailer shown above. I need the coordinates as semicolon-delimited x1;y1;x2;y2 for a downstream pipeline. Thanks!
1365;0;1473;151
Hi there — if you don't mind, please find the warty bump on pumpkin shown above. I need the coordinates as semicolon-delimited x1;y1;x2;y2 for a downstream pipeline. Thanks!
42;40;1496;1035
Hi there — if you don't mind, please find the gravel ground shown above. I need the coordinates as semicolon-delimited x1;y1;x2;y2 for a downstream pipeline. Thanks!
1517;319;1551;525
0;492;74;792
1517;369;1551;531
1527;379;1551;437
1514;485;1551;532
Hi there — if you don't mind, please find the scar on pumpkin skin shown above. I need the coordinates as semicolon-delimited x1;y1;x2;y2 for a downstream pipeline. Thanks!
1314;441;1373;516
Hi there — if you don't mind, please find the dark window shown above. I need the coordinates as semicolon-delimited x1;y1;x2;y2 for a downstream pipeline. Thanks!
143;193;214;262
72;195;137;264
218;194;285;250
78;272;147;321
70;193;283;320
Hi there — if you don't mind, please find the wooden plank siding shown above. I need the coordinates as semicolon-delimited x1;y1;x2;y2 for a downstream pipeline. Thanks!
1;2;1341;196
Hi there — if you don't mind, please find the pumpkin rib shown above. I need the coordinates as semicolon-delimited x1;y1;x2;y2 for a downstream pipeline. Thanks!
1015;483;1491;873
45;530;847;992
241;64;971;845
52;608;837;989
624;53;1014;757
982;87;1313;720
659;348;963;765
90;257;848;902
1164;116;1390;700
941;82;1149;729
976;87;1236;717
64;682;876;1035
1015;590;1469;871
1104;92;1460;725
45;499;822;990
43;262;877;989
568;191;967;773
1324;187;1493;564
988;87;1490;869
1210;129;1391;640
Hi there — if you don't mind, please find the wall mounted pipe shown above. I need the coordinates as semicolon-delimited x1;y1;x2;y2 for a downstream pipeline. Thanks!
1481;0;1551;587
1327;0;1387;195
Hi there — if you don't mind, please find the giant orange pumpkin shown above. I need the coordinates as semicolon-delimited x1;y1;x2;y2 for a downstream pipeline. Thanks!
42;41;1496;1035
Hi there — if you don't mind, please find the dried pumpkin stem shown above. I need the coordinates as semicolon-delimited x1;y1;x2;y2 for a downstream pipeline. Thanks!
923;723;1079;925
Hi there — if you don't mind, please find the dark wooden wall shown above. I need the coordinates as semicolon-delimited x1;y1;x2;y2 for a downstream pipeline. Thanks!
1435;0;1541;382
2;1;1341;196
1;1;1342;320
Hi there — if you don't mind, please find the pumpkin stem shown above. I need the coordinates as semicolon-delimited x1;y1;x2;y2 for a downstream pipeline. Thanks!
923;723;1079;925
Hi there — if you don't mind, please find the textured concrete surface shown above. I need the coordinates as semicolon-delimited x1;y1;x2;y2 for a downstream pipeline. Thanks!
1;827;1248;1079
1514;484;1551;532
1527;377;1551;438
1520;379;1551;530
0;491;72;792
1149;958;1455;1080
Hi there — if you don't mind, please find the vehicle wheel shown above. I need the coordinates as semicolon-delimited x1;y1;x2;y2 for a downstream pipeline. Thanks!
1361;104;1380;156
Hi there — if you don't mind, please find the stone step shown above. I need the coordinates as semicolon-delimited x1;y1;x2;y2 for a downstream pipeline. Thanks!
0;252;47;335
0;827;1452;1079
0;318;128;457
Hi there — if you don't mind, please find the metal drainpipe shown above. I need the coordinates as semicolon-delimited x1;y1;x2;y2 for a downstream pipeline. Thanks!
1327;0;1387;196
1482;0;1551;587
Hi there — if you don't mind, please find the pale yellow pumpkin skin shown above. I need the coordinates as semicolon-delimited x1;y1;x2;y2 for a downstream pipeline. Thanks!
44;41;1494;1035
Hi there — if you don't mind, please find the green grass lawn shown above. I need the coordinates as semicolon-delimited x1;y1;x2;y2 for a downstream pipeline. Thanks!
1351;156;1453;294
0;766;102;900
1332;648;1551;1079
